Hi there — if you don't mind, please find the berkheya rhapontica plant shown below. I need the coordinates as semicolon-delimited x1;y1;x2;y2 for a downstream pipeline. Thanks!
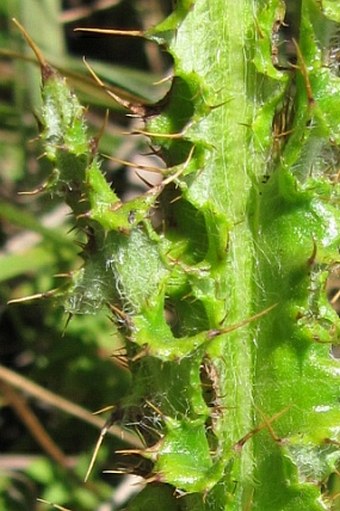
15;0;340;509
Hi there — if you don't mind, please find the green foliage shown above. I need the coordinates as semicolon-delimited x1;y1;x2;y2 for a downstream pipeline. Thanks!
4;0;340;509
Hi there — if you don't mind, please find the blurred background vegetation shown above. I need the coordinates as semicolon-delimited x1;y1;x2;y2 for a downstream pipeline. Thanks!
1;1;339;510
0;0;172;509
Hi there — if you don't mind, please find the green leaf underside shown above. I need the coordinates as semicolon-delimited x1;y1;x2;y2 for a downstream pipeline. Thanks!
30;0;340;509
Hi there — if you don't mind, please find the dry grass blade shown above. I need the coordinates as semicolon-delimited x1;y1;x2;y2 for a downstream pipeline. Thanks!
37;498;72;511
0;364;142;448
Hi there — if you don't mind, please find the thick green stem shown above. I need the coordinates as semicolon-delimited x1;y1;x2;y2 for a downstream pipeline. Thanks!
174;0;257;501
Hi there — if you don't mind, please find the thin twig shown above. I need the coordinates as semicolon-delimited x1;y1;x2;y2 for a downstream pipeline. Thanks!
60;0;122;23
0;364;142;448
0;381;68;468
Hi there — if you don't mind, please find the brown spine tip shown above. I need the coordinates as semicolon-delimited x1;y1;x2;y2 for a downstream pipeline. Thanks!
74;27;144;38
12;18;54;82
307;238;317;267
